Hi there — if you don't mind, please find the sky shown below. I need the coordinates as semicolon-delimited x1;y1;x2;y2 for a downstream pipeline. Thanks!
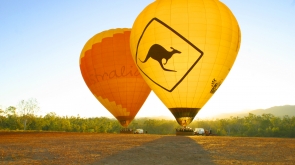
1;0;295;120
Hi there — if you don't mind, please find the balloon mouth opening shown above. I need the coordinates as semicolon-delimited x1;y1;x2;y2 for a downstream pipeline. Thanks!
176;117;194;127
168;108;201;127
116;116;134;127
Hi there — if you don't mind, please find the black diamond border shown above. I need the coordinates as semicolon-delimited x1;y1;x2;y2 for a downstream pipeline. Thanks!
135;17;204;92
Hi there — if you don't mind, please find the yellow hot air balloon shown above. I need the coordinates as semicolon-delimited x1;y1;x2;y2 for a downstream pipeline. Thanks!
130;0;241;127
80;28;151;128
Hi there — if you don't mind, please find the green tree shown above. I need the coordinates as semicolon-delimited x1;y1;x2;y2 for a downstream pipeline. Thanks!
0;108;5;129
143;119;157;133
5;106;17;116
17;98;40;130
279;115;293;137
28;116;45;131
43;112;59;131
260;114;274;137
231;116;245;136
3;106;20;130
244;113;261;136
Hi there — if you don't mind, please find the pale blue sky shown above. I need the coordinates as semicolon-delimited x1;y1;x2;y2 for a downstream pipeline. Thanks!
1;0;294;119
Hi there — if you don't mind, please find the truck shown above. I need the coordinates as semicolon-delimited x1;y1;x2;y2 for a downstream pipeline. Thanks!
134;129;144;134
194;128;205;135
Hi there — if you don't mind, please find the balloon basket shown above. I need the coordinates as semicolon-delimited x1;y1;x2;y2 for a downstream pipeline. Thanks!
120;131;133;134
120;128;133;134
175;127;194;136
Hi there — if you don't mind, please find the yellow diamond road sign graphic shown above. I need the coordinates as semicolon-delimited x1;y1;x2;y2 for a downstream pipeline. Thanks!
135;18;204;92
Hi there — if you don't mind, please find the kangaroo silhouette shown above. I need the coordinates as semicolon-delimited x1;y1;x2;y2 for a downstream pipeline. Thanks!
140;44;181;72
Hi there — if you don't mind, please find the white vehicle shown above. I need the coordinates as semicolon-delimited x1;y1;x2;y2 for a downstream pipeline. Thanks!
194;128;205;135
134;129;144;134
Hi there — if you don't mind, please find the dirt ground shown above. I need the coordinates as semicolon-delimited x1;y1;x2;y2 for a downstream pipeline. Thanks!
0;132;294;165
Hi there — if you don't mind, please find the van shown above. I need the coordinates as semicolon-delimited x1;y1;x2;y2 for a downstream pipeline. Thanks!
134;129;144;134
194;128;205;135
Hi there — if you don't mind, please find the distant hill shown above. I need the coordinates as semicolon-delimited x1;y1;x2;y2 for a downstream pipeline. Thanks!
211;105;295;119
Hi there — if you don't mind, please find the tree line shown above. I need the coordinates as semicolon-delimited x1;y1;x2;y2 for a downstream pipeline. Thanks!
190;113;295;137
1;99;295;137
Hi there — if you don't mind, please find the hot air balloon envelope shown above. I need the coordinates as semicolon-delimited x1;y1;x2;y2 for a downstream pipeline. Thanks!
80;28;151;127
130;0;241;126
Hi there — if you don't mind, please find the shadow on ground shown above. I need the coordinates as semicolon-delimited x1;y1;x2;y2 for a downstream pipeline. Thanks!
94;136;214;165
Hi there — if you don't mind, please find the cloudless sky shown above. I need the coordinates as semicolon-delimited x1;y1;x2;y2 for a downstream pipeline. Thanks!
1;0;295;120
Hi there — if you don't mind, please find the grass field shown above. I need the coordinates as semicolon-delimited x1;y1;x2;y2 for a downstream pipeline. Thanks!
0;132;294;164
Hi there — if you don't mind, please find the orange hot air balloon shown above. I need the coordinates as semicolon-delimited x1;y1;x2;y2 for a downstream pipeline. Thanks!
79;28;151;127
